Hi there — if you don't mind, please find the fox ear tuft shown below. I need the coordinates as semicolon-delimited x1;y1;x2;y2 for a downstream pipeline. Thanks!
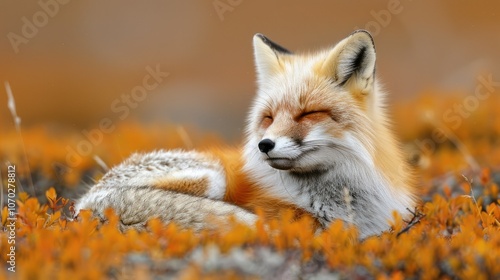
321;30;376;88
253;34;291;80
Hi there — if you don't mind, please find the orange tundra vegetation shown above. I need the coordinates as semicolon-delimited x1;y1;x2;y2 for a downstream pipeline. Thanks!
1;92;500;278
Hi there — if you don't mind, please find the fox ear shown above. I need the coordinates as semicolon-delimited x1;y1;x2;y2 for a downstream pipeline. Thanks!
253;34;291;80
321;30;376;90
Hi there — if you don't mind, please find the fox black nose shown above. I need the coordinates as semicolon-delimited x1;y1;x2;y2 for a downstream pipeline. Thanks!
258;139;275;153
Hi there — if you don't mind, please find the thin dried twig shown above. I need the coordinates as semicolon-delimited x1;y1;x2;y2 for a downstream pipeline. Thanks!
397;208;425;237
0;165;4;210
93;155;109;172
462;174;500;227
5;81;35;196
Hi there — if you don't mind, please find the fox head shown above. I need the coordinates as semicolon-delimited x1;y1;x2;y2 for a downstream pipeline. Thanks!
244;31;416;233
245;30;393;176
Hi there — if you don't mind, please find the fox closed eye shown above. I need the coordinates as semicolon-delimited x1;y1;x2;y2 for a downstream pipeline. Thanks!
261;115;273;128
298;110;325;118
296;110;334;122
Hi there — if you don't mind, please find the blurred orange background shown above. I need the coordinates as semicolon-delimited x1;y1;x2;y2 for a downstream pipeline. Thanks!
0;1;499;142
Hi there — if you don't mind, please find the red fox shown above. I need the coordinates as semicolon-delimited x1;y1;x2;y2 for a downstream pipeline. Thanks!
76;30;417;238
